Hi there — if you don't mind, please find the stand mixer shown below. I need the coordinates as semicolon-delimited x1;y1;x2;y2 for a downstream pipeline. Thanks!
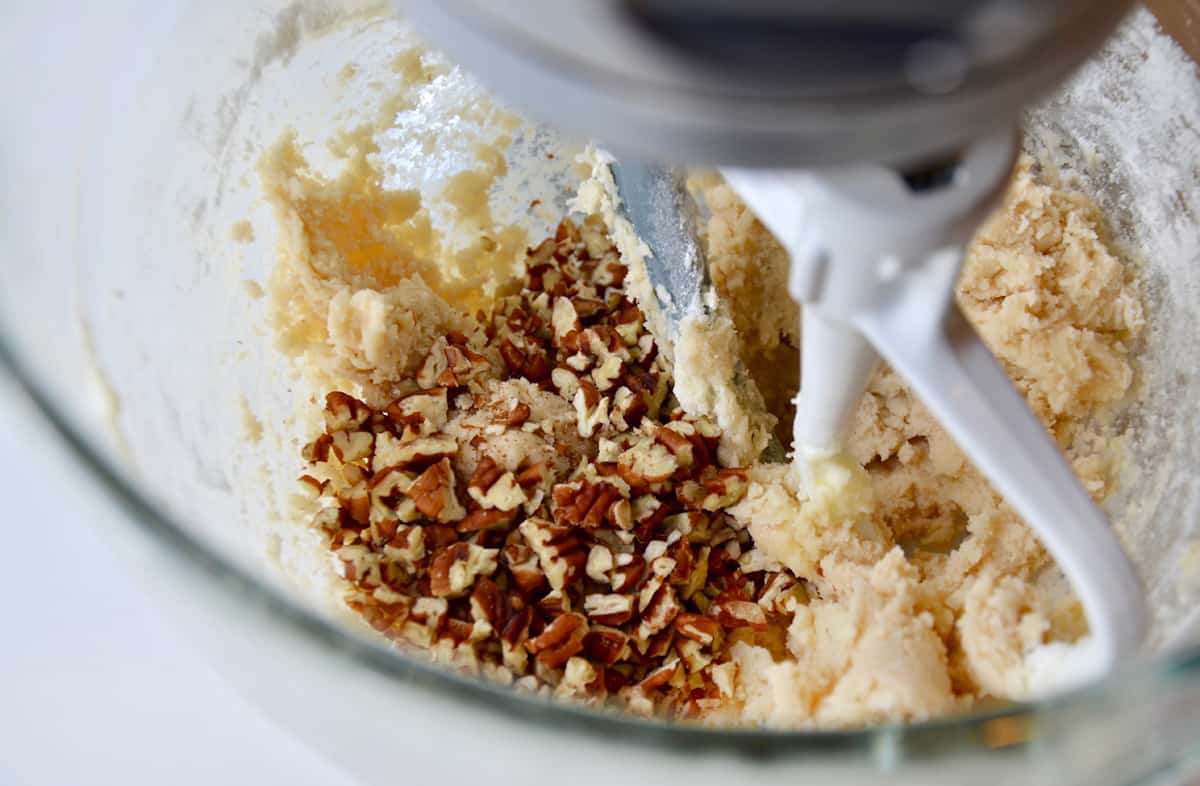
402;0;1146;688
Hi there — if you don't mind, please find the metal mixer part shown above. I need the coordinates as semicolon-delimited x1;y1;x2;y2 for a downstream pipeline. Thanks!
609;163;709;334
401;0;1134;167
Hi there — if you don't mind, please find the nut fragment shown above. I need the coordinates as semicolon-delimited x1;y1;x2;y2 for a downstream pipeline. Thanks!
520;518;587;592
387;434;458;470
324;392;371;432
618;439;678;486
525;612;588;669
585;544;615;584
583;593;635;625
468;459;528;512
386;388;449;435
408;458;467;523
429;542;499;598
582;627;629;666
573;380;609;437
709;597;769;630
674;613;722;647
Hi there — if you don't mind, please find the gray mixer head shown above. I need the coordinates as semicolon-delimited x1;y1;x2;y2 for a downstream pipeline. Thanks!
402;0;1133;167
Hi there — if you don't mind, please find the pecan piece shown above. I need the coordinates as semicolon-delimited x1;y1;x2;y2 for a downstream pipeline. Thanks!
468;456;528;512
520;517;587;591
585;544;614;584
385;388;449;435
301;433;333;463
709;596;769;630
469;576;505;629
582;627;630;666
382;433;458;471
407;459;466;523
583;593;635;626
330;429;373;463
552;479;624;529
383;526;426;570
673;613;722;647
617;439;678;487
610;553;646;593
637;581;681;639
609;385;647;431
457;507;515;533
573;379;609;437
503;542;548;596
638;659;679;692
655;424;695;469
324;392;372;432
428;542;498;598
525;612;587;669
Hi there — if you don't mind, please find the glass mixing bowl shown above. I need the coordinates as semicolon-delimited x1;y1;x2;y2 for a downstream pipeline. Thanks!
2;2;1199;785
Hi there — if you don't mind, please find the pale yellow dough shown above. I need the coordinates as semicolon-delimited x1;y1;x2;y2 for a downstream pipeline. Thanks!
260;41;1142;726
690;159;1143;725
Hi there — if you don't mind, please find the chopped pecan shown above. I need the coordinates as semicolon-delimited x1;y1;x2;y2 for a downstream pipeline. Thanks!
520;517;587;591
457;507;515;533
552;371;582;410
297;474;326;499
585;544;614;584
609;385;647;431
573;379;609;437
407;459;466;523
551;296;581;341
674;613;722;647
503;542;549;596
429;542;498;598
525;612;587;669
499;604;533;647
301;207;773;719
416;338;450;389
676;638;714;674
591;355;623;392
632;495;671;541
301;433;333;463
617;439;678;487
331;429;373;463
468;456;529;512
551;479;625;529
583;593;635;625
385;388;449;435
637;575;681;639
709;596;769;630
383;526;426;570
757;571;805;614
337;482;370;526
610;553;646;593
469;576;505;629
537;589;570;618
324;392;371;432
383;433;458;471
655;424;695;469
423;523;460;552
638;659;679;692
700;468;751;510
582;627;629;666
505;401;532;427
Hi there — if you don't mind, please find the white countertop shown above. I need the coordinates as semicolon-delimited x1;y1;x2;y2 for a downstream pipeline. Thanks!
0;377;357;786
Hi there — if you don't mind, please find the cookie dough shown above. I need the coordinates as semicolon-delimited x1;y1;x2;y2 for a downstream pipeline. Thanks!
259;36;1143;728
